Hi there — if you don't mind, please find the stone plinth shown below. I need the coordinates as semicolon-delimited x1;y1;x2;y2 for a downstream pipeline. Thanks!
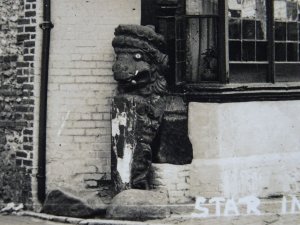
106;189;170;220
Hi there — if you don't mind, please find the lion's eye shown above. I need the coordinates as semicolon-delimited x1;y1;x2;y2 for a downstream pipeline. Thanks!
134;53;142;60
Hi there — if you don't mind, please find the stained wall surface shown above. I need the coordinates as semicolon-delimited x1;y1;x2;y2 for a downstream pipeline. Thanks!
46;0;140;193
188;101;300;198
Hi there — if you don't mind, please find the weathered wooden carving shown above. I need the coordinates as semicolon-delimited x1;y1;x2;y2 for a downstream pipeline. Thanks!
112;25;168;96
111;25;192;193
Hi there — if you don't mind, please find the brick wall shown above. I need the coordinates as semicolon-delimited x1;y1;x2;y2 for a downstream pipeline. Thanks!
46;0;140;194
151;164;192;204
0;0;37;207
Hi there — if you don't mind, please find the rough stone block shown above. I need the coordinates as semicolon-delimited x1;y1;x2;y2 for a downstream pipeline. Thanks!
106;189;170;220
42;189;107;218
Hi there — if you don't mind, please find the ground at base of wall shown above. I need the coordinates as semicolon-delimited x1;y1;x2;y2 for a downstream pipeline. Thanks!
14;196;300;225
13;210;300;225
152;214;300;225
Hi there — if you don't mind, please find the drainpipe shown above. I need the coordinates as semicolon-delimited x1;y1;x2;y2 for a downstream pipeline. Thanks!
37;0;53;203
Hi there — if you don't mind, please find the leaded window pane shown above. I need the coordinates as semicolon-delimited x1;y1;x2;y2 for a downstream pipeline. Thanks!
228;0;268;83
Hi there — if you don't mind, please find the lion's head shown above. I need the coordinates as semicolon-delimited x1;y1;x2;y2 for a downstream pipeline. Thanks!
112;25;169;96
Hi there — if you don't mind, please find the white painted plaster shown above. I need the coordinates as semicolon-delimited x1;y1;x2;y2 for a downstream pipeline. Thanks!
188;101;300;198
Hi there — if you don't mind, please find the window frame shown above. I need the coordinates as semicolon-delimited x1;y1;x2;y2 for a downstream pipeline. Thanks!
142;0;300;102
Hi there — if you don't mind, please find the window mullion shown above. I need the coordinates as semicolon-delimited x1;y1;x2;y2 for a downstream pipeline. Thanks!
218;0;229;83
267;0;275;83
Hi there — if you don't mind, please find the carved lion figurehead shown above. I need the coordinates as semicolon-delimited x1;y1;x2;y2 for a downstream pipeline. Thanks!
112;25;169;96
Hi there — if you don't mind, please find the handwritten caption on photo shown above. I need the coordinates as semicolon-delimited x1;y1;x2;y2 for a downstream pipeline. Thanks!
192;195;300;217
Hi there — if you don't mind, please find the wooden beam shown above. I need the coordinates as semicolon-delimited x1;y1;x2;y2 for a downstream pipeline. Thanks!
218;0;229;83
267;0;275;83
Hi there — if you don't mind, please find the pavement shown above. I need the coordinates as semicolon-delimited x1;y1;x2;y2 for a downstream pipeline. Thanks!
1;197;300;225
0;211;298;225
0;214;67;225
8;212;161;225
151;213;300;225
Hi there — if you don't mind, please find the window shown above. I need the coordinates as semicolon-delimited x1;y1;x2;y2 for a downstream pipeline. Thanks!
274;0;300;81
179;0;300;84
152;0;228;85
229;0;300;83
142;0;300;101
228;0;269;83
185;0;219;82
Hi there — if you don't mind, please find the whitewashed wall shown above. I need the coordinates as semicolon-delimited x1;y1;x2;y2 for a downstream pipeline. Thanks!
46;0;140;193
188;101;300;198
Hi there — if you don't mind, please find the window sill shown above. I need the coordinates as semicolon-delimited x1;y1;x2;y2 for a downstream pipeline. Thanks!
173;82;300;102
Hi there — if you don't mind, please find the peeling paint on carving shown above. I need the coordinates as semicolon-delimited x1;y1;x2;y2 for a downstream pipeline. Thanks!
111;118;120;137
111;100;136;187
112;103;133;184
117;143;133;183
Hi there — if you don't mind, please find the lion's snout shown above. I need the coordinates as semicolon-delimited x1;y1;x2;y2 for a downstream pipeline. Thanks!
112;54;138;82
113;64;134;81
